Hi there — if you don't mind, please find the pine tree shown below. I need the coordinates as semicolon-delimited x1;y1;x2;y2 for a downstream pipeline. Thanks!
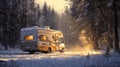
42;2;58;29
0;0;41;49
42;2;49;27
34;4;41;26
69;0;120;50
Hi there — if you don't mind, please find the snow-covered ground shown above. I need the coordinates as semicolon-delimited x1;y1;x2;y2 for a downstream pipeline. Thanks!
0;49;120;67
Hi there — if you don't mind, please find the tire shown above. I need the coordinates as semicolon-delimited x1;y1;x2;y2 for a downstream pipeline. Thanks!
47;48;52;53
60;48;64;53
29;51;34;54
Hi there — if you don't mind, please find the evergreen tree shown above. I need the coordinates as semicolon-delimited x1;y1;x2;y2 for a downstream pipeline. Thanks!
69;0;120;50
42;2;49;27
34;4;41;26
0;0;41;49
42;2;58;29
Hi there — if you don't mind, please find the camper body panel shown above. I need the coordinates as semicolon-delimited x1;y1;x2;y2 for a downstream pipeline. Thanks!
37;29;57;52
20;27;38;51
20;42;37;51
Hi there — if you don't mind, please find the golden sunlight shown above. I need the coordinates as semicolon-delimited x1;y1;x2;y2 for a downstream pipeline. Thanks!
35;0;68;14
66;45;103;56
65;30;103;56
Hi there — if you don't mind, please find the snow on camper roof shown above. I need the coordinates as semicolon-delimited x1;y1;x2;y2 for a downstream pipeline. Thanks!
21;26;40;30
21;26;62;34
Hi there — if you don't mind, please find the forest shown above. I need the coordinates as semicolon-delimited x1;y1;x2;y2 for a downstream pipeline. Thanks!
59;0;120;52
0;0;120;52
0;0;58;49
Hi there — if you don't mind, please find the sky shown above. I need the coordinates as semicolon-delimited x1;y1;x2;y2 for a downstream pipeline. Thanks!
35;0;69;14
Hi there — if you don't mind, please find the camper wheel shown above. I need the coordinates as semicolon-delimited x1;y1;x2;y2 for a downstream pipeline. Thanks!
47;48;52;53
60;48;65;53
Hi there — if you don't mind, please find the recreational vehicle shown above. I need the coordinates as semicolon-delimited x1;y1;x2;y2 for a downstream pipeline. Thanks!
20;26;65;54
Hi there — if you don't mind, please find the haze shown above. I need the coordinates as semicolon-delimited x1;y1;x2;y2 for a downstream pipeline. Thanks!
35;0;68;14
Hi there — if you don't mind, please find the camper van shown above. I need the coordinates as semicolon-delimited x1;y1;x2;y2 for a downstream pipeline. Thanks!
20;26;65;54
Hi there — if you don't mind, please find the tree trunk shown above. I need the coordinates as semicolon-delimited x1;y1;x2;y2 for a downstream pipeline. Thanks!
113;0;119;52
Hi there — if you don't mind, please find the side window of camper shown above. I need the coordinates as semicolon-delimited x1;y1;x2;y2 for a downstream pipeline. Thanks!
24;35;34;41
38;35;46;41
53;36;58;41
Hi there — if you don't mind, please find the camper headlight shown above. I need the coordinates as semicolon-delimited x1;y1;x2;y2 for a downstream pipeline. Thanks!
24;35;34;41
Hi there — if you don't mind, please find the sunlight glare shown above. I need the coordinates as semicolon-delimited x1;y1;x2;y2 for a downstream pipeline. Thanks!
35;0;69;14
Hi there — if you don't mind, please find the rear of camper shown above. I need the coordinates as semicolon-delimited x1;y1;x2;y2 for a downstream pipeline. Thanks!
20;26;65;54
